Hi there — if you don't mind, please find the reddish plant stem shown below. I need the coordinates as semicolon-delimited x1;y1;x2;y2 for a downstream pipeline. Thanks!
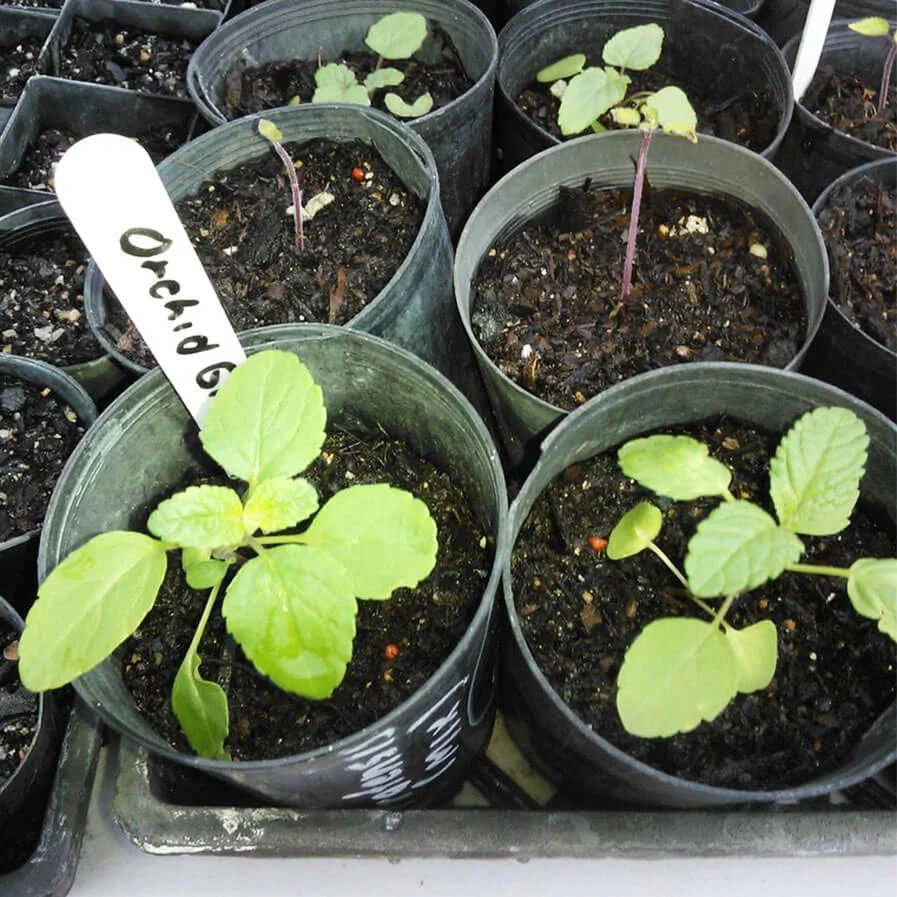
879;39;896;115
621;128;654;302
269;139;304;253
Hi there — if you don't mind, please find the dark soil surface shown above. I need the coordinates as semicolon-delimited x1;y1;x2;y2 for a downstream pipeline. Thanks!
0;375;86;541
55;18;197;98
122;421;492;761
0;227;102;366
0;35;42;107
512;415;897;791
472;185;807;410
103;138;424;369
0;624;35;786
517;65;781;153
803;66;897;151
0;0;62;7
817;175;896;352
222;24;472;121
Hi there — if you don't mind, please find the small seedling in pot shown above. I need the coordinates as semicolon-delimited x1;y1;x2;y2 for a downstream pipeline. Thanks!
848;17;897;114
602;406;896;738
255;119;305;253
17;350;438;760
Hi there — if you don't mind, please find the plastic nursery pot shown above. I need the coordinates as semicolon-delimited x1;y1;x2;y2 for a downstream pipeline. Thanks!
501;362;897;809
38;324;508;809
0;200;129;404
185;0;498;237
453;129;829;471
773;19;897;204
0;354;97;608
504;0;766;21
83;102;487;413
494;0;792;176
800;158;896;420
0;7;54;108
756;0;893;48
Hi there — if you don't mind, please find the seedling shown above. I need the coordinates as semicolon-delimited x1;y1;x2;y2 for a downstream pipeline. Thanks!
255;119;305;253
17;350;438;760
848;17;897;114
604;406;896;738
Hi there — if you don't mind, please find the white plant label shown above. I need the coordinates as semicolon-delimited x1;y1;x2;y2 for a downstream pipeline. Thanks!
53;133;246;424
792;0;836;101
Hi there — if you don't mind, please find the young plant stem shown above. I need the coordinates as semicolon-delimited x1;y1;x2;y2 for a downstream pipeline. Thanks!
188;579;223;659
879;39;896;114
787;562;850;578
621;128;655;302
710;592;737;632
646;540;688;589
268;140;305;253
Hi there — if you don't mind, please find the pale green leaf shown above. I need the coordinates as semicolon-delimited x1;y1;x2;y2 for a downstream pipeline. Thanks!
848;558;897;640
172;648;230;760
536;54;586;82
602;23;664;71
769;406;868;536
300;483;437;600
685;501;804;598
312;63;370;105
611;105;642;127
18;532;168;691
643;86;697;142
181;546;210;568
147;485;245;550
384;91;433;118
725;620;778;693
616;617;738;737
618;434;732;500
607;502;662;560
256;118;283;142
557;67;630;135
223;546;357;698
184;559;230;590
848;16;891;37
200;350;327;486
365;11;428;59
243;477;319;534
363;67;405;91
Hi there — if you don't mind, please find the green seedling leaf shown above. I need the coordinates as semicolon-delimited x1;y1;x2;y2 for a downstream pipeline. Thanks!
618;434;732;500
643;86;697;142
685;501;804;598
223;545;357;698
300;483;437;599
200;350;327;487
365;11;427;59
243;477;319;534
770;407;868;536
256;118;283;142
312;63;370;105
558;67;630;135
384;91;433;118
616;617;739;737
611;105;642;127
536;54;586;82
18;532;168;691
606;501;662;559
602;23;664;71
725;620;778;693
184;559;230;590
172;647;230;760
847;558;897;640
363;67;405;92
849;16;891;37
148;485;245;550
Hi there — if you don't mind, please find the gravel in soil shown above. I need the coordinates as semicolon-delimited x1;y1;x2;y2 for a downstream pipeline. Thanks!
0;36;43;107
0;375;86;541
512;415;897;791
817;176;896;352
0;626;35;786
122;422;493;761
55;18;197;98
472;185;807;410
803;66;897;151
103;138;425;369
0;0;62;7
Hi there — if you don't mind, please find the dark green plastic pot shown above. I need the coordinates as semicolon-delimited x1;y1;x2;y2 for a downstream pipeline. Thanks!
756;0;893;47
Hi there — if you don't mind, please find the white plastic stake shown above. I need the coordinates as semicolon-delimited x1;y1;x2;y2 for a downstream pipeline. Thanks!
53;133;246;425
792;0;837;102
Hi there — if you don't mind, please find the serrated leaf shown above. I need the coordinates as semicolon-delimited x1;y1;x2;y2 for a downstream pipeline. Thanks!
848;558;897;640
536;54;586;82
644;86;697;142
243;477;319;534
200;350;327;487
618;434;732;500
19;532;168;691
769;407;869;536
363;67;405;91
223;546;357;698
148;485;245;550
312;63;370;105
365;11;427;59
725;620;778;693
848;16;891;37
607;502;662;560
557;67;630;135
602;23;664;71
299;483;437;600
184;559;230;590
384;91;433;118
256;118;283;142
172;647;230;760
616;617;738;737
685;501;804;598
